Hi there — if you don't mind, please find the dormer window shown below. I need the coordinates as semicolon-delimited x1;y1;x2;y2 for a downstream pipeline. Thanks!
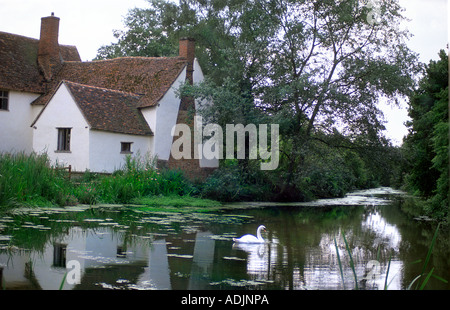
0;90;8;111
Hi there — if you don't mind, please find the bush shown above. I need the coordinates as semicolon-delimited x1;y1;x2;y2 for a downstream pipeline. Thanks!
200;161;272;202
74;183;99;205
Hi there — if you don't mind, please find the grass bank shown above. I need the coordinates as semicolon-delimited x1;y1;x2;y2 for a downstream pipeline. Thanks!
130;195;223;213
0;152;394;211
0;152;71;207
0;152;220;210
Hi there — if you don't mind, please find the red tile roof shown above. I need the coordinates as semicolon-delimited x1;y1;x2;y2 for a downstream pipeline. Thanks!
0;31;80;93
66;81;153;136
34;81;153;136
32;57;187;108
2;29;189;136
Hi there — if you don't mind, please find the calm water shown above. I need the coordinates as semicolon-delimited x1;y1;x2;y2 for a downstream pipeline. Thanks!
0;187;449;290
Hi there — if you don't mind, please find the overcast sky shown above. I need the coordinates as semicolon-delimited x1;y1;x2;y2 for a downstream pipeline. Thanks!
0;0;448;144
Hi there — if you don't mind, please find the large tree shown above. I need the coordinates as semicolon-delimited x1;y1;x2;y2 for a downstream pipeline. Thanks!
97;0;421;197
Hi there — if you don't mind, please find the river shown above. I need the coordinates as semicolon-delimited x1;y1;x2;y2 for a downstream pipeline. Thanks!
0;187;448;290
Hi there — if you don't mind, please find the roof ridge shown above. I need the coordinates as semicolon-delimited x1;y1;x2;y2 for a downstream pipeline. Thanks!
62;80;142;97
0;30;38;42
0;31;81;49
85;56;187;63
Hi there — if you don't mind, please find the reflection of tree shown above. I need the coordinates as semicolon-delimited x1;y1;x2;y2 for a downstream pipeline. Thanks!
0;207;161;254
263;205;365;289
388;201;450;289
251;202;411;289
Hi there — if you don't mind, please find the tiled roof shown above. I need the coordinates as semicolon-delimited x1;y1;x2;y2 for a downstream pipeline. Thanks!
2;28;189;136
62;81;153;136
32;57;187;108
0;31;80;93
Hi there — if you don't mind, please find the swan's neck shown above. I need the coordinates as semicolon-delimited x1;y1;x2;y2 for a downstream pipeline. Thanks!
257;227;264;240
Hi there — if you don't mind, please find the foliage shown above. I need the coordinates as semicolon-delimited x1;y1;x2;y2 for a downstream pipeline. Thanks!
95;0;181;59
0;152;200;209
402;49;449;221
199;134;394;202
200;160;273;202
0;152;73;207
76;154;197;204
95;0;421;201
173;0;418;197
131;195;221;211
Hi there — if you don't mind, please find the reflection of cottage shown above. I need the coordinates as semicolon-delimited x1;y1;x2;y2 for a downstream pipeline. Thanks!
0;226;218;290
0;14;217;178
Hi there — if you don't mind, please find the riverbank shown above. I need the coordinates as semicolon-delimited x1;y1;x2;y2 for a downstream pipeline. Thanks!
0;152;200;209
1;153;446;225
6;186;410;217
0;152;355;209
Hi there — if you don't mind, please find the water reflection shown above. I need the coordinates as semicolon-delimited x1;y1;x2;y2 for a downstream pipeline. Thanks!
232;242;276;282
1;188;449;290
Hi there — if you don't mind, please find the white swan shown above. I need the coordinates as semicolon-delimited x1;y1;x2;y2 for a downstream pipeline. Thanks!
233;225;267;243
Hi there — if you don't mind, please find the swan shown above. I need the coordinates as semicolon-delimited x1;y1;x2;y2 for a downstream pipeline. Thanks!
233;225;267;243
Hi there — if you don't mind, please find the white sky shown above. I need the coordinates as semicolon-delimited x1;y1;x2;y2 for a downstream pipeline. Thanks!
383;0;449;145
0;0;448;145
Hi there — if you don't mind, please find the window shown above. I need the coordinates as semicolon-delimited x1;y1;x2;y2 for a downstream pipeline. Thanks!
121;142;132;154
52;243;67;268
57;128;71;152
0;90;8;111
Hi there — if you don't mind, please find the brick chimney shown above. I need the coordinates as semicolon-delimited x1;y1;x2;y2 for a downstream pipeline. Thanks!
179;37;195;85
38;13;61;81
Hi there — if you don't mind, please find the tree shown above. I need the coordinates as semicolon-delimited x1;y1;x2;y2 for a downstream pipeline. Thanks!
97;0;421;199
179;0;420;195
95;0;190;59
403;49;449;220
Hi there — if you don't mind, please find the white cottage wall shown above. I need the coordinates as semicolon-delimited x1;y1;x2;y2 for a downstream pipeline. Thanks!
89;130;153;173
141;67;186;161
0;91;41;153
141;59;218;169
32;83;90;171
192;59;218;169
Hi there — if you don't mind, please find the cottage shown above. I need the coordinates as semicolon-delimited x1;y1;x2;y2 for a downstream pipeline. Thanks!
0;14;217;178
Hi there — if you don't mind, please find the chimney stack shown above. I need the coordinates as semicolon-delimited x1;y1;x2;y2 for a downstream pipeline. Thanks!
179;38;195;85
38;13;61;80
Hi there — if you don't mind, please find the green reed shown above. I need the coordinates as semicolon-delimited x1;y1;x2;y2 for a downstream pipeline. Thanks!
0;152;71;208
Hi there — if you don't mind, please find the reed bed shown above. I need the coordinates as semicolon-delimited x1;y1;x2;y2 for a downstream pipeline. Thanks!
0;152;199;209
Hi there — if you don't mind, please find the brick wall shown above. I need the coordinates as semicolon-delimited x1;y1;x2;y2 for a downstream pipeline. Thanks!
166;110;215;181
156;38;216;181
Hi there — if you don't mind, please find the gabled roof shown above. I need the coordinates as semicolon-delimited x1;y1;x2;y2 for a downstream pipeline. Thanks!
0;31;80;93
32;56;188;108
33;81;153;136
65;81;153;136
